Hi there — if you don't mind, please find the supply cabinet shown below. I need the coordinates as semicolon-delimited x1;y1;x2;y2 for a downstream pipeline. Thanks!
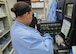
0;0;13;54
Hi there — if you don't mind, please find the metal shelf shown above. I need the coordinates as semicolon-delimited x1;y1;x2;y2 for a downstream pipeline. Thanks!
9;48;14;54
0;15;7;19
0;2;5;5
1;39;11;51
0;29;10;38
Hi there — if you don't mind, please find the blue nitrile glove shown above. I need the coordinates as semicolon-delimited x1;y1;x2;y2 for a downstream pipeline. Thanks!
43;33;51;37
70;49;73;54
43;33;53;40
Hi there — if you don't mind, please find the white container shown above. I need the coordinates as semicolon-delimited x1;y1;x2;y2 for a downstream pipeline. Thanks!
0;21;4;34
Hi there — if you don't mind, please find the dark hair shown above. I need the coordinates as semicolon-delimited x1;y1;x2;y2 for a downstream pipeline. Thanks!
11;1;31;17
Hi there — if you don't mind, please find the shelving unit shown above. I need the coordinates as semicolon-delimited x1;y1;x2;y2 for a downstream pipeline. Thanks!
0;0;13;54
31;0;45;21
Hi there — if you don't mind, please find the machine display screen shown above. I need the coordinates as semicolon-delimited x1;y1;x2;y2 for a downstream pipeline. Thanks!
61;19;71;39
72;46;76;54
66;4;73;18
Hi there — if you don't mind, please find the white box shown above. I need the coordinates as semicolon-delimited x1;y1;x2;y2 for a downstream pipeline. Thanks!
72;46;76;54
40;0;44;1
31;2;44;8
0;21;4;33
0;7;6;17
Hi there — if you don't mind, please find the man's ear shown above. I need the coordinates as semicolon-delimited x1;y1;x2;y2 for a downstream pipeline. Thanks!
23;12;29;17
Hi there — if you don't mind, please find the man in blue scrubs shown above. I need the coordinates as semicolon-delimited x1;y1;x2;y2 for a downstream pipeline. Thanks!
10;2;53;54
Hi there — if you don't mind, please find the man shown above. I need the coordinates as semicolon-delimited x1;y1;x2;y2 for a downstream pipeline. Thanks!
10;1;53;54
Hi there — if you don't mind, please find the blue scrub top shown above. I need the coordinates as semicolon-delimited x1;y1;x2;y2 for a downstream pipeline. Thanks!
47;0;57;22
10;21;53;54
